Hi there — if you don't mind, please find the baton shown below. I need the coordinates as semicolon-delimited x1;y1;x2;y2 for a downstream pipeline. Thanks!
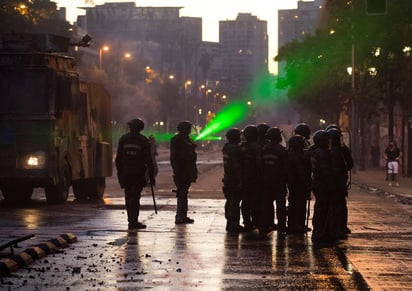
150;182;158;214
306;198;311;229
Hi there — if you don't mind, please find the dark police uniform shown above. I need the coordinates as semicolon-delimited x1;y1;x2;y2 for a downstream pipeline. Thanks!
170;122;197;224
222;133;243;233
115;123;154;230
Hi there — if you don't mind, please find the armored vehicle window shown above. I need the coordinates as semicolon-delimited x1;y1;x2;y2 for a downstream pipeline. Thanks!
0;69;50;114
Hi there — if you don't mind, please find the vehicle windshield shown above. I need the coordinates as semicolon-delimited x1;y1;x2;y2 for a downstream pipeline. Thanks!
0;69;51;114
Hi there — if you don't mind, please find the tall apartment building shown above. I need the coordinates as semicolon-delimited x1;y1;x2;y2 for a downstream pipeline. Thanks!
278;0;324;74
76;2;202;82
219;13;268;96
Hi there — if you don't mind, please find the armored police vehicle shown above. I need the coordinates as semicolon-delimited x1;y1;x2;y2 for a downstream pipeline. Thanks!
0;33;112;203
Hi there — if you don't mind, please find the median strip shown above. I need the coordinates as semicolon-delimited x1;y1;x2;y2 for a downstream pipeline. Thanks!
0;233;77;276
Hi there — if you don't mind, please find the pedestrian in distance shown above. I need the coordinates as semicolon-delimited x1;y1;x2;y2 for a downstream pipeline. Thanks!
260;127;288;236
170;121;198;224
115;118;155;230
240;125;263;231
287;134;312;235
222;128;244;234
384;140;401;187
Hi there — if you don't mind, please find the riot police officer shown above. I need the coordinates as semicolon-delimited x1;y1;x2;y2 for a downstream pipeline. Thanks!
327;127;352;237
170;121;197;224
310;130;335;244
257;123;270;147
261;127;288;235
293;122;313;231
115;118;155;230
222;128;244;233
240;125;263;231
287;134;312;234
293;123;311;150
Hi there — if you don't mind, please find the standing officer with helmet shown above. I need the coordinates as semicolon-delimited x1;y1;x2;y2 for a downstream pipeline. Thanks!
327;128;350;239
287;134;312;234
115;118;155;230
257;123;270;147
261;127;288;235
293;122;313;231
293;123;311;150
310;130;335;244
240;125;263;231
170;121;197;224
222;128;244;233
326;124;353;235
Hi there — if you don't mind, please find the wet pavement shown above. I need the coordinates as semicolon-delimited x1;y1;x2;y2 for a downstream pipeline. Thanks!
0;155;412;290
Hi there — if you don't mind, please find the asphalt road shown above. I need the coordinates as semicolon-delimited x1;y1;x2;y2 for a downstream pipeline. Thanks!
0;148;411;290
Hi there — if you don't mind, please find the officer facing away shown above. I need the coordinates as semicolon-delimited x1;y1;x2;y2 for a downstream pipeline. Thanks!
261;127;288;235
170;121;198;224
115;118;155;230
222;128;244;233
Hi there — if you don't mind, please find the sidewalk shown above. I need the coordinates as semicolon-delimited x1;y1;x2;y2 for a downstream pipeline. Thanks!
351;168;412;205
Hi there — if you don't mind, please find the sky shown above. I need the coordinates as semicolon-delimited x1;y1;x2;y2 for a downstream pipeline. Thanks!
54;0;302;74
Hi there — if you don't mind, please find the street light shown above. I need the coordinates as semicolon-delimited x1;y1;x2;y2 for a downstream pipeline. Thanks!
99;45;110;70
184;80;192;120
120;52;131;81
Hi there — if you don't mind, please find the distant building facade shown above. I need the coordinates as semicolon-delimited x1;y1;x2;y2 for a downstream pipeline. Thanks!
278;0;323;74
219;13;268;96
76;2;202;83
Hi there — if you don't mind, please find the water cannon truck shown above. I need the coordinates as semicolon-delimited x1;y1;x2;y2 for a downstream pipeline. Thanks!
0;33;112;203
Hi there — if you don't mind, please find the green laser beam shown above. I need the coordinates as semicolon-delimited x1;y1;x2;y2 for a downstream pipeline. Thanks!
195;101;248;141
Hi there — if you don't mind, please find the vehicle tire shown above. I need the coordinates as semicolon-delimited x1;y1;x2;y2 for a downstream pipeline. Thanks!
72;180;88;200
88;177;106;201
45;160;71;204
1;185;33;203
72;177;105;201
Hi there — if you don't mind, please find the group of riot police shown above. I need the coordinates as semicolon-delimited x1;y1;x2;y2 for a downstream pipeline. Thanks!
222;122;353;243
116;117;353;244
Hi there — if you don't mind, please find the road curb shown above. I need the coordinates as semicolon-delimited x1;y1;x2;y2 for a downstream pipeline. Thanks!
0;233;77;276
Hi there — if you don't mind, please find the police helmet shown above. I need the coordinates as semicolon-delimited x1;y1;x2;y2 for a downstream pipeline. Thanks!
313;130;330;148
128;118;144;131
288;135;305;150
327;128;342;146
242;125;258;142
294;123;311;139
265;127;282;143
225;128;241;143
325;123;341;132
257;123;270;137
177;121;192;135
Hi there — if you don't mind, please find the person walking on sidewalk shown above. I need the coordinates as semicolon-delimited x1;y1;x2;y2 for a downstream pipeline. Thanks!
170;121;198;224
115;118;155;230
222;128;244;233
384;140;401;187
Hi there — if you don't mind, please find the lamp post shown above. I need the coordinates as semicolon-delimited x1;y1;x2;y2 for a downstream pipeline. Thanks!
99;45;109;70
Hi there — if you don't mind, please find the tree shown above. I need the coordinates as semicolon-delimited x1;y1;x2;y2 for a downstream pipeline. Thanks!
0;0;70;35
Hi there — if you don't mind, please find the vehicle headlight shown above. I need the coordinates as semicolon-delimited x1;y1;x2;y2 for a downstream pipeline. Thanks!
24;151;47;169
